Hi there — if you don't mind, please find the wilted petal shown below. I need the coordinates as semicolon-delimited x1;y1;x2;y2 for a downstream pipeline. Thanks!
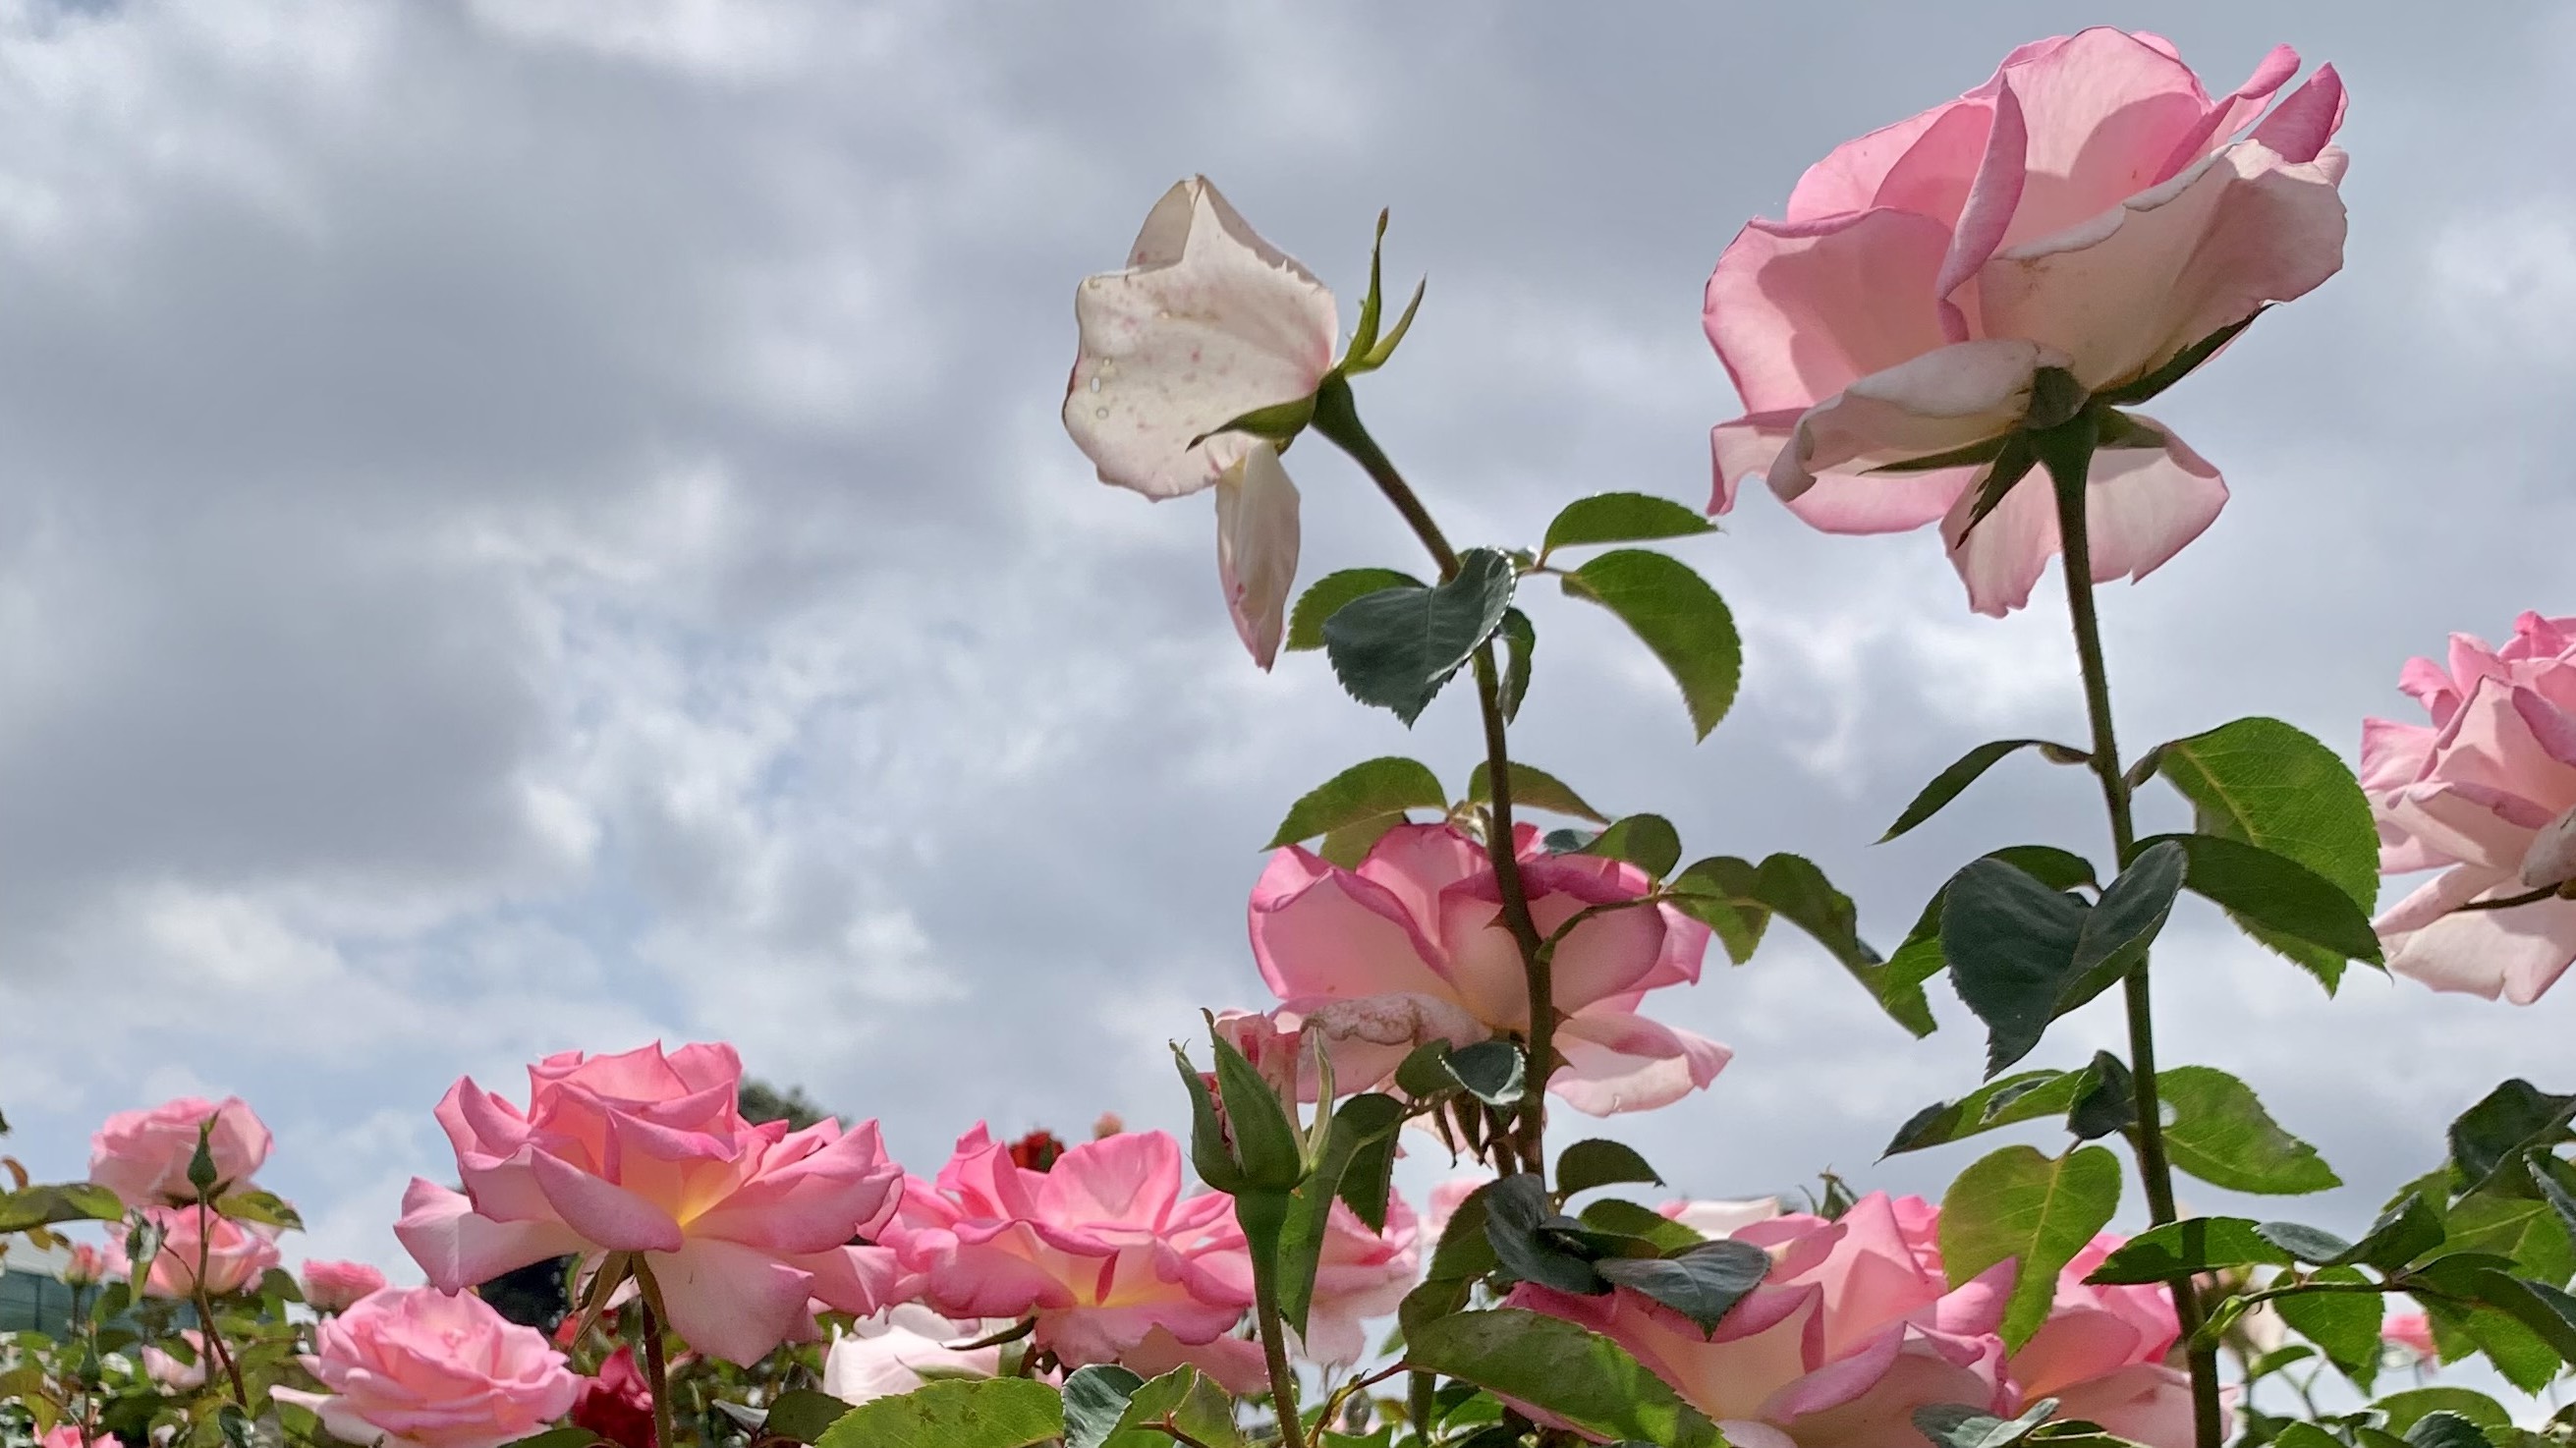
1768;339;2062;502
1213;442;1302;669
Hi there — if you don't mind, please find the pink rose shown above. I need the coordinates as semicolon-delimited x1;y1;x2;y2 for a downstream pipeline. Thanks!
392;1041;903;1365
2383;1311;2437;1361
1200;1191;1422;1364
1706;28;2347;616
1425;1175;1492;1243
883;1126;1252;1378
107;1204;282;1299
1063;177;1335;668
303;1258;390;1313
1247;822;1727;1115
2366;612;2576;1003
88;1095;272;1207
273;1287;579;1448
822;1305;1006;1406
2012;1236;2191;1446
140;1330;208;1391
62;1243;109;1288
41;1428;125;1448
1660;1197;1783;1239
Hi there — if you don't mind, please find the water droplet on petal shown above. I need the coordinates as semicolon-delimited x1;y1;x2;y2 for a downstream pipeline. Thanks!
1092;407;1109;418
1088;376;1102;393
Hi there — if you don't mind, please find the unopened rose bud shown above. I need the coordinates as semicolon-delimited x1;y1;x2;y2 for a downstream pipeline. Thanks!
1090;1112;1123;1140
2520;805;2576;890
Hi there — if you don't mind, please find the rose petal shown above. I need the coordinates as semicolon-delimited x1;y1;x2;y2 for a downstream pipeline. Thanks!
1213;441;1301;669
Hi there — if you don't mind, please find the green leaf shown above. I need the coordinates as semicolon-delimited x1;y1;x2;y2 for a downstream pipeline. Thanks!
2154;716;2382;988
2157;1066;2340;1196
2088;1217;2290;1284
2402;1413;2491;1448
1278;1092;1406;1333
2143;831;2385;979
1403;1182;1500;1333
1560;549;1740;740
2095;311;2264;406
1939;1144;2123;1348
212;1189;304;1233
1173;1045;1248;1197
1322;550;1518;726
2372;1389;2513;1437
1884;1071;2086;1157
2448;1081;2576;1194
1938;862;2092;1076
496;1429;604;1448
2447;1188;2576;1286
1557;1140;1663;1197
1483;1175;1603;1295
1913;1400;2060;1448
765;1390;859;1444
2275;1266;2383;1387
1495;608;1536;723
2268;1425;2349;1448
1317;815;1402;869
1540;493;1716;558
1466;760;1607;824
1880;739;2087;843
2255;1220;2355;1265
2340;1194;2447;1270
1582;814;1683;879
0;1183;126;1233
2065;1053;2138;1142
1445;1040;1526;1106
1579;1198;1707;1255
1060;1365;1144;1448
1208;1031;1305;1192
1403;1309;1727;1448
1288;569;1425;653
1678;854;1926;1035
1267;757;1446;849
2056;840;2187;1012
1595;1240;1772;1333
812;1383;1067;1448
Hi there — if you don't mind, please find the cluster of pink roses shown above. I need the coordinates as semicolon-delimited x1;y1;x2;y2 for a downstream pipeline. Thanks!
1514;1194;2189;1448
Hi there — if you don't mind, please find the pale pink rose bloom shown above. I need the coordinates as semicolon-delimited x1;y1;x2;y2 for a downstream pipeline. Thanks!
140;1329;208;1390
61;1243;109;1287
2365;613;2576;1003
41;1427;125;1448
1661;1197;1783;1239
2012;1235;2190;1444
1515;1193;2015;1447
822;1305;1006;1406
1247;823;1727;1115
88;1095;272;1207
1064;177;1336;669
2383;1311;2438;1361
273;1287;578;1448
1213;994;1485;1107
302;1259;390;1313
1705;28;2348;616
1200;1191;1422;1365
392;1041;903;1365
107;1204;282;1299
883;1126;1252;1378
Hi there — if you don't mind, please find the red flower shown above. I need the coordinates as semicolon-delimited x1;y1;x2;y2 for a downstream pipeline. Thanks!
569;1347;655;1448
1006;1130;1067;1173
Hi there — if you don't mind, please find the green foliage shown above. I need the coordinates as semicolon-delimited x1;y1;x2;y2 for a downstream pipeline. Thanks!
1558;549;1740;740
2090;1217;2292;1283
1288;569;1424;653
0;1182;125;1233
1938;1144;2123;1348
1592;1241;1772;1333
1465;759;1606;823
812;1377;1063;1448
1268;757;1447;849
1940;844;2182;1076
1277;1092;1405;1334
1885;1055;2137;1157
2274;1266;2381;1387
2157;1066;2340;1196
2152;716;2382;987
1402;1309;1727;1448
1540;492;1716;560
2447;1081;2576;1194
2143;832;2384;987
1061;1365;1244;1448
762;1390;858;1443
1880;739;2087;842
1322;549;1518;725
1556;1140;1662;1197
1582;814;1682;879
1494;607;1536;722
1912;1400;2060;1448
1671;854;1923;1032
1482;1175;1604;1295
212;1190;304;1233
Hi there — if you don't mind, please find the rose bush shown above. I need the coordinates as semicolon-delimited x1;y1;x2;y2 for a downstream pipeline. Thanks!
1705;28;2347;614
394;1041;902;1364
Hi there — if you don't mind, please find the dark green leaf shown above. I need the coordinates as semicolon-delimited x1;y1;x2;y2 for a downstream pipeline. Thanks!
765;1390;859;1444
1560;549;1740;740
2373;1389;2513;1436
2445;1188;2575;1287
2448;1081;2576;1195
1495;608;1536;723
1466;761;1607;823
1332;1096;1406;1233
2255;1221;2355;1265
1322;549;1518;726
1881;740;2087;843
1884;1071;2085;1157
1542;493;1717;558
2056;840;2187;1013
2403;1415;2488;1448
2532;1161;2576;1250
1403;1309;1726;1448
1595;1240;1771;1332
212;1189;303;1232
1287;568;1423;653
1939;859;2092;1077
2144;831;2384;975
1446;1040;1526;1106
1061;1365;1147;1448
498;1433;604;1448
1582;814;1682;879
1173;1045;1249;1196
1267;757;1446;849
1939;1144;2123;1348
2275;1266;2382;1387
1579;1199;1707;1255
2155;716;2382;990
2158;1066;2340;1196
1557;1140;1662;1197
1913;1400;2059;1448
2339;1194;2446;1269
1317;815;1402;869
2066;1054;2137;1142
1277;1093;1405;1335
1484;1176;1603;1294
1209;1031;1305;1192
1679;854;1926;1034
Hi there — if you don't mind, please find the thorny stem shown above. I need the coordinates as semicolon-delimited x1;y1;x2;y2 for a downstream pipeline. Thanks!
1310;378;1555;1187
1253;1256;1307;1448
634;1267;677;1448
2041;417;2219;1448
188;1201;250;1410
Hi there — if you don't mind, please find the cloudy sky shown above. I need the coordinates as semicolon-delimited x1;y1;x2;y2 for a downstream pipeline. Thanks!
2;0;2571;1333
